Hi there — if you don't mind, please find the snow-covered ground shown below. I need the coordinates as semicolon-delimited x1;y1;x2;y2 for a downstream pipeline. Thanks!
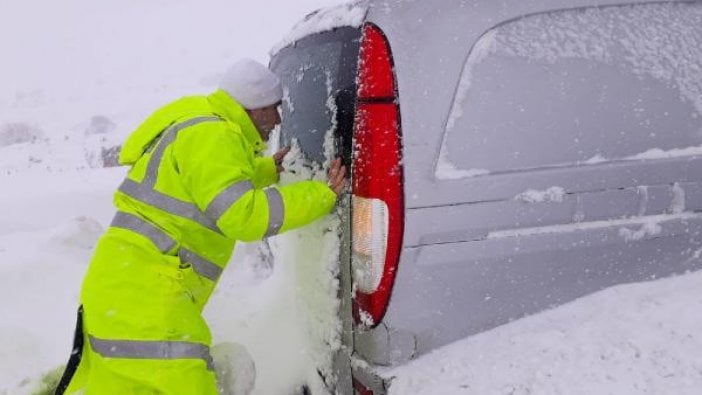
2;1;702;394
385;269;702;395
0;1;347;394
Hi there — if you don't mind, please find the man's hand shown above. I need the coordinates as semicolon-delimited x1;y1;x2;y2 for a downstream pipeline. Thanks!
328;158;347;196
272;146;291;174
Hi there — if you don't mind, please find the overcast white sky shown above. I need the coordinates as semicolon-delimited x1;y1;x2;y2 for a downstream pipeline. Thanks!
0;0;346;124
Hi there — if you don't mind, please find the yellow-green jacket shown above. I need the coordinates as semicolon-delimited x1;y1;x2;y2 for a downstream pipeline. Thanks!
110;88;336;305
66;89;336;394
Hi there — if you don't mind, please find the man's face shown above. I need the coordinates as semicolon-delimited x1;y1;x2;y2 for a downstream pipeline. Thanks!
247;102;282;142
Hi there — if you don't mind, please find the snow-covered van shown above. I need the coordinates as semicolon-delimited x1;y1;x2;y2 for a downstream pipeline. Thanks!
270;0;702;393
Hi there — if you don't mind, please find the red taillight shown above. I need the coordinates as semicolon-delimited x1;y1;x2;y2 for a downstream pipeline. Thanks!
357;24;395;99
353;378;375;395
351;23;404;327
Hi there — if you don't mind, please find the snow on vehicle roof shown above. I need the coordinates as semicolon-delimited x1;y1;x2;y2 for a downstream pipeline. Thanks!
269;1;367;56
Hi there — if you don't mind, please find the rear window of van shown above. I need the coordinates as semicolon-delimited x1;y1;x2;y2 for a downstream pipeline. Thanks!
270;27;360;164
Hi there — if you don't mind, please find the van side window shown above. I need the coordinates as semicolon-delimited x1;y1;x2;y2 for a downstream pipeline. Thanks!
438;3;702;178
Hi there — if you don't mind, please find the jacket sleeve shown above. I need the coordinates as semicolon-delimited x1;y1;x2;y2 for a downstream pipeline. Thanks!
252;156;279;188
173;123;337;241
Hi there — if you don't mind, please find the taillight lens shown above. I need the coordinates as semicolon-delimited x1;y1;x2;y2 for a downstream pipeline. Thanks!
353;378;375;395
351;23;404;327
352;196;388;293
357;24;394;99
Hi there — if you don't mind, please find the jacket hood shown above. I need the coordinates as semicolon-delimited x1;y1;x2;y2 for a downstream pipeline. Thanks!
119;90;266;165
208;89;266;154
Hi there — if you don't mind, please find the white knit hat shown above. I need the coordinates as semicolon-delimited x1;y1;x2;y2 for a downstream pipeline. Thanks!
218;58;283;110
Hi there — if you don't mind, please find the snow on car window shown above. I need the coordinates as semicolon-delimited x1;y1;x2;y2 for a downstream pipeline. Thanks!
273;41;343;164
208;139;343;394
270;1;367;56
271;26;360;166
438;3;702;179
253;25;360;388
495;5;702;112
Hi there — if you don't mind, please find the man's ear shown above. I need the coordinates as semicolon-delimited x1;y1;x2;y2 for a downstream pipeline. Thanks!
245;109;261;129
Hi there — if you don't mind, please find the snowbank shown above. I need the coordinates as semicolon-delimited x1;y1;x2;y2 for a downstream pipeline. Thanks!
385;268;702;395
0;169;124;394
207;141;344;395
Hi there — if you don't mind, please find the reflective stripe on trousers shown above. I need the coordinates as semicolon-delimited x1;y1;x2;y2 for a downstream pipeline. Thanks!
89;335;215;371
110;212;224;282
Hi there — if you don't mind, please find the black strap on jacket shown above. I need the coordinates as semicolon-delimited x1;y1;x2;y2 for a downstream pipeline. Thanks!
54;305;84;395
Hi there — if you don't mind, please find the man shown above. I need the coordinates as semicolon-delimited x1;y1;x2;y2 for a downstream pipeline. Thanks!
56;59;346;394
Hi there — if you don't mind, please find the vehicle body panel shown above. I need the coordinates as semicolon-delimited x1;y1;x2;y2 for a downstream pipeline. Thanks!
366;0;702;208
272;0;702;392
354;0;702;369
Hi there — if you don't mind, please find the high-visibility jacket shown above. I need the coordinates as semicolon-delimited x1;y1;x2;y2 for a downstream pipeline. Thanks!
62;89;337;394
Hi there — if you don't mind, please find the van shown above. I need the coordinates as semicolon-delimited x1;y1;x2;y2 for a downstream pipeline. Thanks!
270;0;702;393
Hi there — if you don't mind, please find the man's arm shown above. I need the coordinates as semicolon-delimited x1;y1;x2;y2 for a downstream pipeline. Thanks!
251;145;291;188
173;124;338;241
